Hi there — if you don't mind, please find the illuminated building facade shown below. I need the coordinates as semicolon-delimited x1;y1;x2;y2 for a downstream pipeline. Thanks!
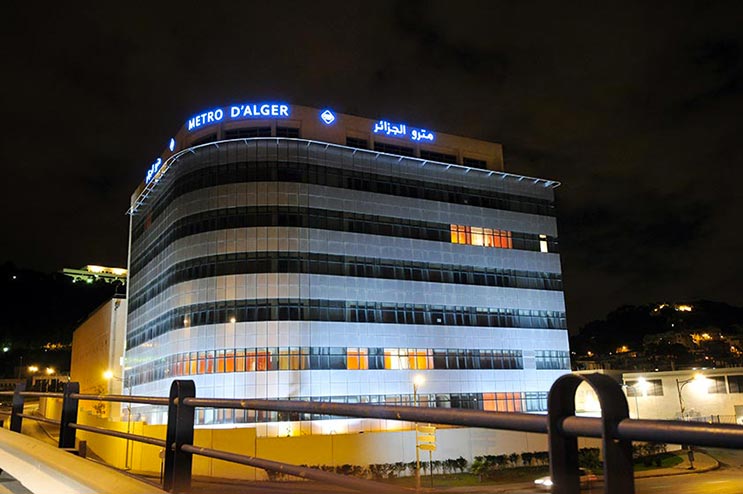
126;103;569;429
62;265;128;284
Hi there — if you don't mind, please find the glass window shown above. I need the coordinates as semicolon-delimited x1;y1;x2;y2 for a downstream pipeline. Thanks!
215;350;225;373
225;350;234;373
235;349;245;372
708;376;727;394
728;375;743;393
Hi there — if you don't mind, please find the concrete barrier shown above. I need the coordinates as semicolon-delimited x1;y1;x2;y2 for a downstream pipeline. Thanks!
0;427;164;494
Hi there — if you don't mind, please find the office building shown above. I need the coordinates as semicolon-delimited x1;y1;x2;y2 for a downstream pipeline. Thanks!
125;103;569;429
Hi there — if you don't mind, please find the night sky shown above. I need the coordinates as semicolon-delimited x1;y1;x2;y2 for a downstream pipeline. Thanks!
2;2;742;330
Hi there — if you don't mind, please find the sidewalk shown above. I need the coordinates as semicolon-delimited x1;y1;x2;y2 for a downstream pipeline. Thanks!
438;451;719;493
634;450;718;478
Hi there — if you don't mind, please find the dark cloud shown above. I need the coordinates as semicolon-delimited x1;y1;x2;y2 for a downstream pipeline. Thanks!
1;1;742;329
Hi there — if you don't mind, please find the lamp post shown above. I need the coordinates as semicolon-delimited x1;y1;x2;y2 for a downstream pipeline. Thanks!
675;373;709;470
623;377;649;419
622;384;641;419
44;367;55;392
104;370;132;470
27;365;39;389
675;373;708;421
413;374;425;491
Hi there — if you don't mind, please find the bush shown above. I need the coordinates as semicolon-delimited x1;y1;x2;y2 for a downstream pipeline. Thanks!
578;448;601;470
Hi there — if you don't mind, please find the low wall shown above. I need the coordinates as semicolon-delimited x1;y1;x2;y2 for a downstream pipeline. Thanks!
39;397;599;481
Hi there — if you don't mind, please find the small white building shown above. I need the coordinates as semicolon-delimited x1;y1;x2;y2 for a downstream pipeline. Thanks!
622;368;743;424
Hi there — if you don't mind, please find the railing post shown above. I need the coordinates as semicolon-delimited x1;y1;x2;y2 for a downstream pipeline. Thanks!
59;381;80;449
163;380;195;493
548;373;635;494
10;381;26;433
590;374;634;494
548;375;581;494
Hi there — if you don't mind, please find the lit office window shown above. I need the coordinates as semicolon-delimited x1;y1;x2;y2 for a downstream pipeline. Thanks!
450;224;512;249
347;348;369;370
408;349;431;370
482;392;524;412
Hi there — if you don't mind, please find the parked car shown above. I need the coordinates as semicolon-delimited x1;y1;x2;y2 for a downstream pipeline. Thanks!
534;468;598;491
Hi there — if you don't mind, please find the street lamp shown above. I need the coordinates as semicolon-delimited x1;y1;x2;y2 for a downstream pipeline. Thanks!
623;377;650;419
675;373;709;470
43;367;56;392
104;370;133;470
622;383;641;419
412;374;425;406
412;374;425;491
27;365;39;389
675;373;709;420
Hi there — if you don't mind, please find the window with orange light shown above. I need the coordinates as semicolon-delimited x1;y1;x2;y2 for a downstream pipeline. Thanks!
235;349;246;372
450;224;512;249
347;348;369;370
215;350;225;373
408;349;430;369
225;349;235;373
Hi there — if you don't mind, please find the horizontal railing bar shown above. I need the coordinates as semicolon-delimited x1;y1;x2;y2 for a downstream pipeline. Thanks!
20;391;64;399
17;413;61;426
182;398;549;433
615;418;743;448
183;398;743;449
181;444;408;494
70;423;167;448
70;393;169;406
554;416;743;449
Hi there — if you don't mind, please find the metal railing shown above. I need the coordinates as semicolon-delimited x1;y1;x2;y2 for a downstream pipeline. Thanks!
3;373;743;494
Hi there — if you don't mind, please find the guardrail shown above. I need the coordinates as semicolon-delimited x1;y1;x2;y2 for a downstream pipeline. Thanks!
3;373;743;494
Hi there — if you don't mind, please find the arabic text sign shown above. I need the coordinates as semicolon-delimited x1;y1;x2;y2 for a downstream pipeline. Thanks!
145;158;162;184
373;120;435;143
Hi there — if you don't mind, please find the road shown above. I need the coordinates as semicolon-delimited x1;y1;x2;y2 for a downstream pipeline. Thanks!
501;448;743;494
631;448;743;494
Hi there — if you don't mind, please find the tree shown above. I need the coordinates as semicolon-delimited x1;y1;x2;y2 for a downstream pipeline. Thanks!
455;456;468;473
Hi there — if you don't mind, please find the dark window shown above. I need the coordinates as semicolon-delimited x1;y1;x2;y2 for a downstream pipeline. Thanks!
728;375;743;393
373;142;415;157
420;149;457;164
224;127;272;139
534;350;570;370
463;157;488;169
276;127;300;138
191;133;217;147
625;379;664;397
346;137;368;149
708;376;727;394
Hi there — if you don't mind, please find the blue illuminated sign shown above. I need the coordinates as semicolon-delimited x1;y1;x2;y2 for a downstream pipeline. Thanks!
373;119;435;143
169;138;176;152
320;109;336;125
187;102;290;131
145;158;162;184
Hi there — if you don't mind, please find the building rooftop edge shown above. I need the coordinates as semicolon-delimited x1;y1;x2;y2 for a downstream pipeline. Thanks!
127;137;560;215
